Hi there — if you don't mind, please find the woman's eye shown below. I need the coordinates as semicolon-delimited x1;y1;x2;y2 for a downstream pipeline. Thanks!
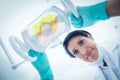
74;50;79;55
78;40;84;46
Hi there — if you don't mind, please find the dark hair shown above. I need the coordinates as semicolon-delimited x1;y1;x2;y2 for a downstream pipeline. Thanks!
63;30;91;58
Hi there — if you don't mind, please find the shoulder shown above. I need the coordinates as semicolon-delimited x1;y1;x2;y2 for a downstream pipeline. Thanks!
100;37;120;53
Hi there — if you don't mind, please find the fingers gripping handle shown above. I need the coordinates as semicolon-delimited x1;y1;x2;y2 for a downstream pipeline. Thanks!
60;0;79;18
9;36;36;62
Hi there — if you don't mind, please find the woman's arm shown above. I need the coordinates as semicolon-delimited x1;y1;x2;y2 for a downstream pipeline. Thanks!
69;0;120;28
106;0;120;17
28;49;54;80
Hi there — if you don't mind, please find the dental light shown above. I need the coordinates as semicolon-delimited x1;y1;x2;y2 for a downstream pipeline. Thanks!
1;0;79;69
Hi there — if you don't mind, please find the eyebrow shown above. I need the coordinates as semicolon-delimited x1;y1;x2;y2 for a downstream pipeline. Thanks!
71;40;80;55
77;39;80;45
72;49;75;55
72;49;78;55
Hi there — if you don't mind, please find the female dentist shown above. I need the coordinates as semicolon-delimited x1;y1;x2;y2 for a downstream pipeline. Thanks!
62;0;120;80
27;0;120;80
63;30;120;80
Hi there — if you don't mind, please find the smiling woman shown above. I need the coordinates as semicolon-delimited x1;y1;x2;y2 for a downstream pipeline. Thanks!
0;0;120;80
63;30;98;62
67;32;98;62
63;29;120;80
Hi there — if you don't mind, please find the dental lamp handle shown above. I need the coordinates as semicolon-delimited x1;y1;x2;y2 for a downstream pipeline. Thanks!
9;36;37;62
60;0;79;18
0;37;26;69
0;37;15;64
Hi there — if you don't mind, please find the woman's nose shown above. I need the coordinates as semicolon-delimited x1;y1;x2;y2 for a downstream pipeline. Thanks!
79;46;86;53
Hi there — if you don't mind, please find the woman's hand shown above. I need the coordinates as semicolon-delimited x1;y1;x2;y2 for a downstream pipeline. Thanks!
28;49;54;80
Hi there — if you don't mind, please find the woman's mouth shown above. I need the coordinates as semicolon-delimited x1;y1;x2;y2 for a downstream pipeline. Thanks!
85;49;94;60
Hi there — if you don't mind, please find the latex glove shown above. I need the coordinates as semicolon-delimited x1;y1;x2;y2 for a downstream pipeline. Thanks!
28;49;54;80
69;1;109;28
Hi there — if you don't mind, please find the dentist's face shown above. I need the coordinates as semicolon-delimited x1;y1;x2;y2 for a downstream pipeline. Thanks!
67;35;98;62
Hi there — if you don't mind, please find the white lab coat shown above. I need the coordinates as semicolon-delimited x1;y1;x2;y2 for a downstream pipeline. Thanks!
98;37;120;80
